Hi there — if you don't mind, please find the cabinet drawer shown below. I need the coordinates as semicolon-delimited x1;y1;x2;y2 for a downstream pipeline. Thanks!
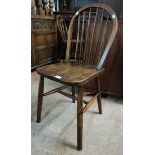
32;19;56;32
36;46;57;64
33;31;57;46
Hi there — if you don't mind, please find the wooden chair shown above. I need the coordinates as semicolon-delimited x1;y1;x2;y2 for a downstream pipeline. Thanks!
37;3;118;151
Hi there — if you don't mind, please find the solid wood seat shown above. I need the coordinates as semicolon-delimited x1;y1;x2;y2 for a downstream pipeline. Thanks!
37;3;118;151
37;62;104;86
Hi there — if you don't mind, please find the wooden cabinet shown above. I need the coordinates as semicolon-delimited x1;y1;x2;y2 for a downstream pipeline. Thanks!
56;0;122;20
31;16;58;69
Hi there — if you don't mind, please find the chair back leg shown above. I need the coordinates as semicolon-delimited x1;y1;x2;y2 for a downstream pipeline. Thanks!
72;86;75;103
95;77;102;114
37;76;44;123
77;86;83;150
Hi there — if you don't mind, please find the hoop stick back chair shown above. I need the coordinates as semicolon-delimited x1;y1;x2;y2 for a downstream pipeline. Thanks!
37;3;118;150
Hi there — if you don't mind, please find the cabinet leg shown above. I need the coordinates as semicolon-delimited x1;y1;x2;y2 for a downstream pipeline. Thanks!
37;76;44;123
77;86;83;150
95;77;102;114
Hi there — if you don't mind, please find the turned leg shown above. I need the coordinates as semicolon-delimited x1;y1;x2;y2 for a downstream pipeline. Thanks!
37;76;44;123
95;77;102;114
77;86;83;150
72;86;75;103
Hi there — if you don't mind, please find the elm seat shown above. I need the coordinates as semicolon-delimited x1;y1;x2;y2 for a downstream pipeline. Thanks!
37;62;104;86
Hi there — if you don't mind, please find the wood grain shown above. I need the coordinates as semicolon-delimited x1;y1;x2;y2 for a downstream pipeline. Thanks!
31;16;58;69
37;62;104;86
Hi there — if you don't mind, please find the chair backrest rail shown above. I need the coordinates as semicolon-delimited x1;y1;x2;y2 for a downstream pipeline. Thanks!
97;14;110;63
83;8;92;64
75;14;81;61
87;7;98;64
93;9;105;64
66;3;118;69
79;11;86;63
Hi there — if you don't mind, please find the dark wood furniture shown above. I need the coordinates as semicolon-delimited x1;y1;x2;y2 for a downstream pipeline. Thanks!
31;0;58;69
56;0;122;20
31;16;58;69
56;14;85;60
84;21;123;97
37;3;118;150
54;0;123;98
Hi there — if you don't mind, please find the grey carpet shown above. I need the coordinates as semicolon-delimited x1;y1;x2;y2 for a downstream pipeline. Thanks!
31;71;123;155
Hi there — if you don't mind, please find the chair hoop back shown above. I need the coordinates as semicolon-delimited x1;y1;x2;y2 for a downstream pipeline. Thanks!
66;3;118;70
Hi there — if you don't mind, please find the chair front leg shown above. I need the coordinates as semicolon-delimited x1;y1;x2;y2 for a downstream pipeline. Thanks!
77;86;83;150
95;77;102;114
37;76;44;123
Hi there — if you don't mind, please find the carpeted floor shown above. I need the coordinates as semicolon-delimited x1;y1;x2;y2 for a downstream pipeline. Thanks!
31;71;123;155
